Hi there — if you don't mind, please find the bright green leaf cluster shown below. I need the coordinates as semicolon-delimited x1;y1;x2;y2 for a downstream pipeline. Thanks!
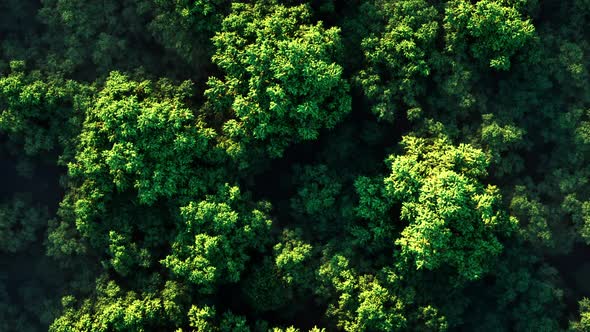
206;2;351;159
68;72;223;234
386;136;517;279
162;185;272;294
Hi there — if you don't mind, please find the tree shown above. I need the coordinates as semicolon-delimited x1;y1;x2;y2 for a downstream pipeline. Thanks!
2;0;590;331
316;254;409;332
556;108;590;245
356;0;439;121
290;165;345;237
48;72;227;287
0;193;47;253
389;136;517;279
37;0;230;78
67;72;223;234
571;298;590;332
205;2;351;161
357;135;517;280
39;0;152;75
149;0;228;68
459;247;563;331
162;185;272;294
50;278;190;332
444;0;536;70
0;0;43;70
0;61;89;156
274;229;314;286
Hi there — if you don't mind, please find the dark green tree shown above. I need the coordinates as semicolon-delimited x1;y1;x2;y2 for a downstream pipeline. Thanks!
0;61;89;157
0;193;47;253
357;0;439;121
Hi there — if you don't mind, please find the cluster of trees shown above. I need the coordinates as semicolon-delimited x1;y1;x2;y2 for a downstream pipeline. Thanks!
2;0;590;330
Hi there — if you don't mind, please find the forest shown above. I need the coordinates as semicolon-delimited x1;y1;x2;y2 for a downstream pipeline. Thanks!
1;0;590;331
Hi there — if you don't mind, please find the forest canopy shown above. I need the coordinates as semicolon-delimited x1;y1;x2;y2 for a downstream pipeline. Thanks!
2;0;590;331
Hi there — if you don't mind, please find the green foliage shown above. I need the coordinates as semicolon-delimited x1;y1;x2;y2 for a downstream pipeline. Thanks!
0;61;89;156
291;165;342;221
36;0;227;77
479;113;526;176
353;175;396;250
274;229;313;286
357;0;535;121
187;304;217;332
68;72;223;231
205;2;351;160
463;251;564;331
0;193;47;253
49;278;189;332
162;185;272;293
184;305;251;332
107;230;151;276
444;0;536;70
554;108;590;245
388;136;517;279
355;135;518;280
571;298;590;331
290;165;345;236
39;0;150;74
149;0;227;65
46;72;229;300
357;0;439;120
242;258;290;313
318;255;408;332
2;0;590;331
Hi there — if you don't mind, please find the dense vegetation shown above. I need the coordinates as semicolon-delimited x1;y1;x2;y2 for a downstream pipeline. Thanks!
2;0;590;330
